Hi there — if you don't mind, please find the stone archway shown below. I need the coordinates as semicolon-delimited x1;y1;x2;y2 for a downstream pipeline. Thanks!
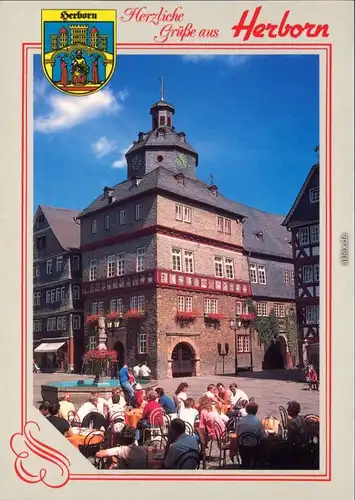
114;341;125;370
171;342;196;378
262;335;288;370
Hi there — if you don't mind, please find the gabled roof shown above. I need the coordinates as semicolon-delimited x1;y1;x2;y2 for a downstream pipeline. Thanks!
36;205;80;250
78;166;292;259
282;163;319;227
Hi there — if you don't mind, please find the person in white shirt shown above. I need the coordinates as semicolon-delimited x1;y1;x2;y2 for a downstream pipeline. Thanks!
108;393;126;433
229;383;249;406
107;387;126;408
133;363;141;378
179;398;199;432
91;391;109;415
139;361;151;379
174;382;189;416
76;395;98;422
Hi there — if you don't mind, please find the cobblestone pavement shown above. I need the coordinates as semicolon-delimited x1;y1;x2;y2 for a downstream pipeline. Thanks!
33;370;319;417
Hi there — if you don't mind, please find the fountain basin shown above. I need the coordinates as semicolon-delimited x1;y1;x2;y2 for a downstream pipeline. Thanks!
41;378;153;405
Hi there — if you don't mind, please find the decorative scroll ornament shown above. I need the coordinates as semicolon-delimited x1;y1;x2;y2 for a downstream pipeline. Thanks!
10;421;71;488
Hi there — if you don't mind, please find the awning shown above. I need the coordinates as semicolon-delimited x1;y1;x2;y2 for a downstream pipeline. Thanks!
34;342;66;353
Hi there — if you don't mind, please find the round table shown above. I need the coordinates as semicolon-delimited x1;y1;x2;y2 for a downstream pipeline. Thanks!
66;429;104;449
125;409;143;428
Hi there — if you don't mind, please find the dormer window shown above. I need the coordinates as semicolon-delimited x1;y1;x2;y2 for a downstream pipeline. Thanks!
174;173;185;186
103;186;113;199
138;132;144;142
178;133;186;143
157;128;165;138
209;185;218;198
254;231;264;241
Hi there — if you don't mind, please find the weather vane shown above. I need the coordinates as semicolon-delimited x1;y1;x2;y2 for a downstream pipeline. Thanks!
160;76;165;101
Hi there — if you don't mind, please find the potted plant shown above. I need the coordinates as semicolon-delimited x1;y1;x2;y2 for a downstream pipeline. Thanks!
175;310;198;322
124;309;146;320
239;312;255;323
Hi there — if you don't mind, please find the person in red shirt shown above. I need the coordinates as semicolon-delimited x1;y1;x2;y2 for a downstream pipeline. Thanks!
135;390;163;443
307;365;319;391
128;368;136;387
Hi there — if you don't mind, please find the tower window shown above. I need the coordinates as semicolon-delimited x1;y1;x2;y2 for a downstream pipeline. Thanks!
157;155;164;163
167;116;172;127
159;116;166;126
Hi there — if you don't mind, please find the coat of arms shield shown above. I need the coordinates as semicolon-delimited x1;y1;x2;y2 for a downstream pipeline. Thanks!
41;9;116;96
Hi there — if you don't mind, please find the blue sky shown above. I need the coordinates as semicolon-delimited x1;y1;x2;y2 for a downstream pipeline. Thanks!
33;54;319;216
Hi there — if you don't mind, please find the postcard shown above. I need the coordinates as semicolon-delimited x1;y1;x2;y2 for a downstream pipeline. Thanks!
0;1;353;499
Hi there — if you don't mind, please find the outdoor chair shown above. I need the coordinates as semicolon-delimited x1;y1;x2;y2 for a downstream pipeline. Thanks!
175;450;201;470
237;432;262;469
78;430;105;463
226;416;239;433
184;421;194;435
279;406;289;438
213;421;231;468
82;411;109;431
161;411;171;437
67;410;81;427
143;407;164;443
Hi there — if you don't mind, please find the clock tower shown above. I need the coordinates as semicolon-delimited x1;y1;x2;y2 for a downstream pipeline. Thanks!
126;78;198;179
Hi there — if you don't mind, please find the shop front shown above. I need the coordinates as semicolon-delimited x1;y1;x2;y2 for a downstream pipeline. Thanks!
34;338;69;372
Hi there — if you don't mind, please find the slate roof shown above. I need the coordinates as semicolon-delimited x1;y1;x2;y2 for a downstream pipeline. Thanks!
78;166;292;259
39;205;80;250
249;257;295;300
126;126;198;157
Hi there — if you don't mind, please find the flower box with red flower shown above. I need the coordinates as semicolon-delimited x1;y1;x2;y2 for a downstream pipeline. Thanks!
85;314;100;326
83;349;118;362
239;313;255;322
204;313;225;322
175;311;198;322
106;311;123;328
124;309;146;320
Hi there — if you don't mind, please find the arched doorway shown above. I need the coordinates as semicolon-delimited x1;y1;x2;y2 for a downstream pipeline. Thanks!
171;342;196;378
114;341;125;370
262;336;287;370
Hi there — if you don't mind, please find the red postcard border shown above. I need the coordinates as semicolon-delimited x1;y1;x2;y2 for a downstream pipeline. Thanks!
12;42;331;486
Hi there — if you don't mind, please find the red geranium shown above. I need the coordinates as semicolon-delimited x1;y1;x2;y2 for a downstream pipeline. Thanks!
240;313;255;321
124;309;146;320
84;349;117;362
106;311;122;321
85;314;100;325
175;311;198;321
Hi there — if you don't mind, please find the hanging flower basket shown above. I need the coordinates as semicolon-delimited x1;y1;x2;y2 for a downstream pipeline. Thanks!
239;313;255;322
175;311;198;322
84;349;118;362
204;313;225;322
85;314;100;326
124;309;146;320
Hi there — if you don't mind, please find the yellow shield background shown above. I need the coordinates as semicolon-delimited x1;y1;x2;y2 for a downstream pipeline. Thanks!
41;9;116;96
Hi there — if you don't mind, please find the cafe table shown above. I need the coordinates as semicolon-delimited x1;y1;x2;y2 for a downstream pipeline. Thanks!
66;428;104;449
125;408;144;428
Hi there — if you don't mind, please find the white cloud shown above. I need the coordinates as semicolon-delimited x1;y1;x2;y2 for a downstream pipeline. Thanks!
92;136;118;158
181;55;251;67
34;88;128;133
34;78;49;101
112;144;132;169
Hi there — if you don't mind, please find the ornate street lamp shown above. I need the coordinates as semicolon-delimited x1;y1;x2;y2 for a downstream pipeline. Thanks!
229;317;242;374
217;342;229;374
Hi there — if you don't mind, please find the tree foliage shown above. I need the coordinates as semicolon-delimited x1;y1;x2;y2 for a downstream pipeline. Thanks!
285;307;298;359
246;299;280;349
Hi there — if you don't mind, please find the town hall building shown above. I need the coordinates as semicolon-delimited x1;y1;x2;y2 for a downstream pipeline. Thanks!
76;90;296;379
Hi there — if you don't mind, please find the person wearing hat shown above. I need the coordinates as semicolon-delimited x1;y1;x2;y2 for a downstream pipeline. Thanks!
134;383;145;408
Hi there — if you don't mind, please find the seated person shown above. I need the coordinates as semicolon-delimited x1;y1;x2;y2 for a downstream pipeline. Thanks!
96;425;148;469
179;398;199;431
77;395;98;422
139;361;151;380
108;392;126;433
39;401;51;417
133;363;141;378
156;387;177;416
47;402;70;435
91;391;109;415
198;396;226;439
286;401;307;443
216;383;232;405
236;402;267;445
229;383;249;407
58;393;75;421
164;419;200;469
307;365;319;391
227;398;248;419
135;390;163;443
107;387;126;408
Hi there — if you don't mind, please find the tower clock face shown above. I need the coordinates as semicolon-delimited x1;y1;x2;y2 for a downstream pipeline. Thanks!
131;155;142;171
176;153;187;169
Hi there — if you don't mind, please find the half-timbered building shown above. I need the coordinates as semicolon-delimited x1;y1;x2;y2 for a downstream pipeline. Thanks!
282;161;320;370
